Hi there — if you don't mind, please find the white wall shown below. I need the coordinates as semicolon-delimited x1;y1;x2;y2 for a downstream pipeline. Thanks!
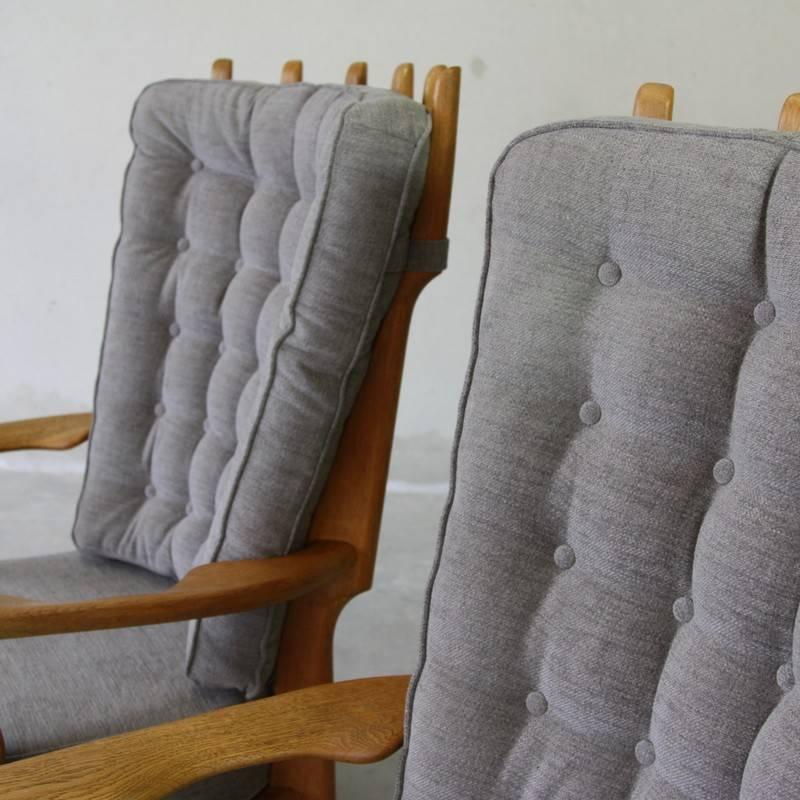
2;0;798;442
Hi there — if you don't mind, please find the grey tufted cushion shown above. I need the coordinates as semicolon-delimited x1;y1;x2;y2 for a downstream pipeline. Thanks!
397;119;800;799
71;79;433;697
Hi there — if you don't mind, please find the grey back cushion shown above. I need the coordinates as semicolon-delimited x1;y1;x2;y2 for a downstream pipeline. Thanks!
398;119;800;799
72;79;431;697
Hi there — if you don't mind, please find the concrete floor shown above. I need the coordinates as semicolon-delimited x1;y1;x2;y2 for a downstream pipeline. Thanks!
0;435;452;798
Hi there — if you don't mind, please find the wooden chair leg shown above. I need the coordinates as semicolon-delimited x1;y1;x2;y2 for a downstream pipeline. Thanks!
778;93;800;131
281;60;303;84
345;62;367;85
633;82;674;120
391;63;414;98
211;58;233;80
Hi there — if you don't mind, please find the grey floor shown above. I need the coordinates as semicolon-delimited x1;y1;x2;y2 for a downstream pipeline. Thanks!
0;434;452;798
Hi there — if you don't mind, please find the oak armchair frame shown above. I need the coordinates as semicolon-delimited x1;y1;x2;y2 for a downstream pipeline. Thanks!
0;59;461;800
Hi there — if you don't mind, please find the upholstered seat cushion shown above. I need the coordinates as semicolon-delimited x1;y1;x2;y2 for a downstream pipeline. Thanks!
398;120;800;799
70;80;434;697
0;551;266;798
0;552;242;757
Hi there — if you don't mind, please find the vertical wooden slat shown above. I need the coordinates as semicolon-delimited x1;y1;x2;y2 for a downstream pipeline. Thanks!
268;63;460;800
281;60;303;84
391;63;414;98
211;58;233;80
633;82;675;120
345;62;367;85
778;93;800;132
422;64;446;107
411;66;461;240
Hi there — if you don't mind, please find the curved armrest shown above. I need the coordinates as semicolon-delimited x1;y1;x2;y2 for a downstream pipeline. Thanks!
0;413;92;452
0;675;410;800
0;540;356;639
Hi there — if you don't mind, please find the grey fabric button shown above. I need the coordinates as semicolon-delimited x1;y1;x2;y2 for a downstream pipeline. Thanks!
597;261;621;287
635;739;655;766
554;544;575;570
144;484;156;499
754;300;776;327
579;400;601;426
168;322;181;337
154;402;165;418
713;458;735;485
190;158;203;172
185;502;193;515
177;238;190;252
234;258;244;272
525;691;548;716
777;662;795;692
673;596;694;624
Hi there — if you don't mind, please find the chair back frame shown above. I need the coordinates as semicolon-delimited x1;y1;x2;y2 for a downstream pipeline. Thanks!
212;58;460;800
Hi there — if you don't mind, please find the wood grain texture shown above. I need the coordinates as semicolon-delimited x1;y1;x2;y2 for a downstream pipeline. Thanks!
0;412;92;452
345;62;367;85
262;790;304;800
633;82;674;120
0;676;410;800
211;58;233;80
391;63;414;98
282;60;303;84
779;93;800;131
0;541;355;639
269;62;461;800
411;67;461;240
422;64;445;107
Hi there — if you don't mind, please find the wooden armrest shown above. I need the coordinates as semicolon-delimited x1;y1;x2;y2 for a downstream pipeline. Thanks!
0;675;410;800
0;540;356;639
0;413;92;452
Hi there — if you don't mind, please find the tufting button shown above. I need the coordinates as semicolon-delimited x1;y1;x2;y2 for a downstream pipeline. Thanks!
597;261;621;287
777;662;795;692
154;402;165;418
185;502;193;515
526;691;548;717
673;596;694;624
144;484;156;499
218;342;226;356
234;258;244;272
635;739;655;766
579;400;601;426
169;322;181;337
190;158;203;172
713;458;735;485
754;300;776;328
554;544;576;570
177;238;190;252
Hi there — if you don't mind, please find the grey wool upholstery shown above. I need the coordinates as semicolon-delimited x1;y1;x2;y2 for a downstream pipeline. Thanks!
0;552;267;799
397;119;800;799
69;79;434;698
0;552;241;755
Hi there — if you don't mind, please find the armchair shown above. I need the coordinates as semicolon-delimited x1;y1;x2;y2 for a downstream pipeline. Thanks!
0;57;460;800
6;84;800;800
